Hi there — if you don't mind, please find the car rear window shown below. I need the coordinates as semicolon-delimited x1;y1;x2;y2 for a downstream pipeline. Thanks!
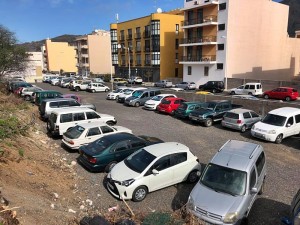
161;99;171;104
224;112;239;119
64;126;85;139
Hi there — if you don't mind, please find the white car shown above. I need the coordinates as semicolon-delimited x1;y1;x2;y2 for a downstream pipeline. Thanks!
86;82;110;93
62;122;132;150
143;94;177;110
21;87;43;101
106;87;129;100
128;76;143;84
106;142;201;202
230;83;263;96
175;81;196;90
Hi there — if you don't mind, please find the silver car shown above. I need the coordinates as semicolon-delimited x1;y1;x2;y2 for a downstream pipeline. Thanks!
221;108;261;133
175;81;196;90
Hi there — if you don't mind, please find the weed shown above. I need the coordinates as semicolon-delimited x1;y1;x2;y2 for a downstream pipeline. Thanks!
18;148;24;157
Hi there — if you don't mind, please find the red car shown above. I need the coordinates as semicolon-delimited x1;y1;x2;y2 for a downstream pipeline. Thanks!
14;87;24;95
263;87;299;101
157;97;186;115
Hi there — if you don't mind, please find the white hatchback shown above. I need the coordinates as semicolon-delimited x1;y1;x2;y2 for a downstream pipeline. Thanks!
143;94;177;110
106;142;201;202
62;122;132;150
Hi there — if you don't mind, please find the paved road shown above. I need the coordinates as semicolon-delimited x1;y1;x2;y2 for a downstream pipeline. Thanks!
36;83;300;225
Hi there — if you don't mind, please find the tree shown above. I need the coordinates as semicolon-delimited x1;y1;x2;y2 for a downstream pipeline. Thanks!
0;24;28;77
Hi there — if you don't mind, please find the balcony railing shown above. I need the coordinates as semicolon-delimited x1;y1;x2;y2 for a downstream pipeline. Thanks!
119;35;125;41
136;61;142;66
181;55;216;62
80;45;88;49
181;36;217;44
144;47;151;52
135;33;141;39
182;15;217;26
127;35;132;40
144;60;151;66
143;32;151;38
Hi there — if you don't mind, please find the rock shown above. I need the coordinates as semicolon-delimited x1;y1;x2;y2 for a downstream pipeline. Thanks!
68;209;76;214
116;219;136;225
53;193;59;199
62;158;67;161
80;205;85;210
86;199;93;206
50;204;55;209
35;131;40;135
71;161;77;166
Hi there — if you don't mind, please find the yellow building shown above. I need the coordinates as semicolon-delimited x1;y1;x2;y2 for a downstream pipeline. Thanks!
110;9;184;82
43;39;77;74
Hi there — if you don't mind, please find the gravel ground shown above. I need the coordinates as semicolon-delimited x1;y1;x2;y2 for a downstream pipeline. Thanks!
36;83;300;225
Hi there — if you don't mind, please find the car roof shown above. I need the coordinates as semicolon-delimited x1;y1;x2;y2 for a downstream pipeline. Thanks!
211;140;263;171
103;132;136;142
156;94;175;97
226;108;254;114
183;101;205;105
42;98;74;103
268;107;300;117
144;142;189;157
76;121;110;129
165;97;183;101
206;100;229;103
36;90;61;93
51;107;95;114
243;82;261;85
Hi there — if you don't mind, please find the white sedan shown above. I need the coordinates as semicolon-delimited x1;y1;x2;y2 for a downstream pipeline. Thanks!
62;122;132;150
106;142;201;202
143;94;177;110
106;87;129;100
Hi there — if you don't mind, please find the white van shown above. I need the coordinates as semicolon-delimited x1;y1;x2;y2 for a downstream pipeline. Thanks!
116;87;147;103
251;107;300;143
230;83;262;96
47;107;117;137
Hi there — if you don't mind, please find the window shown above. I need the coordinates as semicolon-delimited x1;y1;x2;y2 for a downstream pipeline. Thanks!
204;66;209;76
86;112;100;119
135;27;141;38
152;36;160;52
130;140;146;148
145;40;151;52
127;29;132;39
120;30;125;41
136;41;141;52
175;68;178;77
256;152;265;177
249;85;255;89
100;126;114;134
110;29;117;41
151;20;160;35
73;113;85;121
59;101;71;107
243;112;251;119
114;141;129;152
250;111;260;118
287;117;294;126
153;155;171;171
60;113;72;123
150;91;155;97
295;114;300;123
217;63;223;70
218;44;224;50
219;3;226;10
218;24;225;31
50;102;59;108
152;52;160;65
175;24;179;32
170;153;187;166
69;100;80;106
175;39;179;50
144;25;151;38
249;169;257;189
87;127;101;136
188;66;192;75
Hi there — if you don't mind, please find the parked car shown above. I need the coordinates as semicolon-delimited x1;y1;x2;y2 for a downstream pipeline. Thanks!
92;78;104;83
188;140;266;225
33;90;62;106
21;87;43;101
154;80;173;88
174;102;207;119
112;77;128;84
222;108;261;132
263;87;299;101
86;82;110;93
189;100;242;127
230;83;263;96
62;93;81;103
282;189;300;225
70;80;91;92
143;94;177;111
157;97;187;115
251;107;300;144
77;132;163;172
10;82;32;93
47;107;116;137
124;89;161;107
62;122;132;150
175;81;196;90
59;78;72;87
42;75;59;83
198;81;224;93
51;77;64;86
127;76;143;84
106;87;129;100
106;142;201;202
117;87;147;103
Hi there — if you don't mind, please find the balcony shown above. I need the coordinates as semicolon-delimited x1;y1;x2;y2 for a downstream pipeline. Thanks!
119;35;125;41
180;36;217;46
121;61;126;66
144;60;151;66
136;61;142;66
135;48;141;53
127;34;133;40
143;32;151;39
144;47;151;52
180;55;216;64
135;33;141;39
183;0;219;10
182;15;218;28
80;45;88;49
81;54;89;58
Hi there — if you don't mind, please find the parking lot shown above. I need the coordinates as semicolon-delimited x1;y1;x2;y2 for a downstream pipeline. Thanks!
37;83;300;224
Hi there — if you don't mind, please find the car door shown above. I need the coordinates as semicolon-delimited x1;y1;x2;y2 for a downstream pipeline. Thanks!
84;127;102;146
98;83;106;92
236;85;245;95
285;116;297;137
250;111;261;126
169;152;190;184
243;85;250;94
246;167;258;215
111;140;131;162
243;112;252;128
272;88;281;99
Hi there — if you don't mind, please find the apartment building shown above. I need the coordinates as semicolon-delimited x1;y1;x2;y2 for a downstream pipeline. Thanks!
180;0;300;88
110;9;184;82
43;39;77;74
74;29;114;76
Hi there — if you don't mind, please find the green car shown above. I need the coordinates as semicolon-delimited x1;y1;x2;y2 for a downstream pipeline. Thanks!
174;102;207;119
33;90;62;106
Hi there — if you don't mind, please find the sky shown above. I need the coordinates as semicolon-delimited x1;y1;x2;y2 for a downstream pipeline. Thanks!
0;0;283;43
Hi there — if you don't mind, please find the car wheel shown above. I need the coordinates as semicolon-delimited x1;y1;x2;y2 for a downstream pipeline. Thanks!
75;87;80;92
275;134;283;144
264;94;269;99
241;125;247;133
285;96;291;101
248;92;253;96
46;121;51;131
187;170;200;183
135;102;140;107
204;118;213;127
24;95;31;101
230;91;235;95
106;121;115;126
258;178;265;195
212;89;216;94
105;161;117;173
92;89;96;93
132;186;148;202
105;88;109;92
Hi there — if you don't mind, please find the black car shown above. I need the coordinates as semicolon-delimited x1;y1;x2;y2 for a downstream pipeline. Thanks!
77;132;163;172
198;81;224;93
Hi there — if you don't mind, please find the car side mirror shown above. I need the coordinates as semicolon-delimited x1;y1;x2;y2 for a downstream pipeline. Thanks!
251;187;258;194
286;123;291;128
152;169;159;175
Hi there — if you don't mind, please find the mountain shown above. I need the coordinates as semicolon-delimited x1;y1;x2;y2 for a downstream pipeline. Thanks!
280;0;300;37
19;34;80;52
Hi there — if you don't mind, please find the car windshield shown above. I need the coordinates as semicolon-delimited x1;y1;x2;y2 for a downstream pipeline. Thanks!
132;90;143;97
151;96;163;101
200;164;247;196
64;126;85;139
123;89;133;95
86;138;112;153
113;89;123;93
262;113;286;126
124;149;156;173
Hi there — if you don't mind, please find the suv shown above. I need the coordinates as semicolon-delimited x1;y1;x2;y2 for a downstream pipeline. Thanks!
198;81;224;93
188;140;266;225
124;89;161;107
230;83;262;96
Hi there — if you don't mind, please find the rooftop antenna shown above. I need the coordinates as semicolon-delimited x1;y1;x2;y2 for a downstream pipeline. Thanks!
115;13;119;23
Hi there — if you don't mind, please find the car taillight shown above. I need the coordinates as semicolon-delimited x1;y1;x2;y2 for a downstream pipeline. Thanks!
237;120;242;124
89;157;97;164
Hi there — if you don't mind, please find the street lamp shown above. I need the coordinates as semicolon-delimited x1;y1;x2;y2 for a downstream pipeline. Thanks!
221;36;228;91
117;44;131;80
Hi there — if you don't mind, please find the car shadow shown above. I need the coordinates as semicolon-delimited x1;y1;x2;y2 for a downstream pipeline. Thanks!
60;143;78;154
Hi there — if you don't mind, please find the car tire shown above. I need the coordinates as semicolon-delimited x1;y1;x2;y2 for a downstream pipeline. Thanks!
204;118;213;127
258;178;265;195
135;102;140;107
92;89;96;93
24;95;31;101
105;89;109;92
106;121;115;126
187;170;200;183
212;89;216;94
248;92;253;96
105;161;117;173
275;134;283;144
132;186;148;202
115;96;119;101
230;91;235;95
75;87;80;92
264;94;269;99
285;96;291;101
46;121;51;131
241;125;247;133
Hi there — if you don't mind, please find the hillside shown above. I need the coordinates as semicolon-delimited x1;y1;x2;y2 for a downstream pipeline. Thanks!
280;0;300;36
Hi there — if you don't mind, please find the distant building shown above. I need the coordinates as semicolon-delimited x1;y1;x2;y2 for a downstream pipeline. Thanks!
74;29;114;76
180;0;300;88
110;9;184;82
25;52;43;76
42;39;77;74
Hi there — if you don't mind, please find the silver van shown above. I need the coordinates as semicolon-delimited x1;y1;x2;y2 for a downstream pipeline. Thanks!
188;140;266;225
124;89;161;107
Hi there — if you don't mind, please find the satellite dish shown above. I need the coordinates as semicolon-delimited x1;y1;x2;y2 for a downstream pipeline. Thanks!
157;8;162;13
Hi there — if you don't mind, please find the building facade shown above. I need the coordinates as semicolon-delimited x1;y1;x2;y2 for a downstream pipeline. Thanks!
180;0;300;88
110;10;184;82
43;39;77;74
74;30;114;76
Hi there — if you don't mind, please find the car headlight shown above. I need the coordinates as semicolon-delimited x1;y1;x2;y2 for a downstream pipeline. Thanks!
268;130;276;134
224;212;238;223
187;196;195;211
121;179;135;187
